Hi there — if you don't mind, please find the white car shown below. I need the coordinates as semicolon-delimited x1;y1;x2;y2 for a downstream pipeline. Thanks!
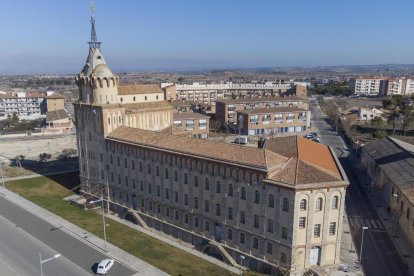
305;133;316;139
97;259;114;274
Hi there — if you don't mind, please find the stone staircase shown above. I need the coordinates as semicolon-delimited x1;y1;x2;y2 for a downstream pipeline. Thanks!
210;240;243;269
127;209;149;229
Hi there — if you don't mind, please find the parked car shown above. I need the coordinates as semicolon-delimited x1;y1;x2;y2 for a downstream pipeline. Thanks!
97;259;114;274
312;137;321;143
305;133;316;139
234;136;248;144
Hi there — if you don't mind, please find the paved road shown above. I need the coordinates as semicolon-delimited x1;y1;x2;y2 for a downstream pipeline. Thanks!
0;197;135;276
311;100;409;276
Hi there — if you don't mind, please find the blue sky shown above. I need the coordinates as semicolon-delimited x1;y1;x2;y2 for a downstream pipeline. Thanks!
1;0;414;73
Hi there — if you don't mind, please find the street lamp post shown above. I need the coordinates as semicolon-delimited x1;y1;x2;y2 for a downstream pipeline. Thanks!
39;253;61;276
0;162;5;197
359;226;368;266
90;197;107;251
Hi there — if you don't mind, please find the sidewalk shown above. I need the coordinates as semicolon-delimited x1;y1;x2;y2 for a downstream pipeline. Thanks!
355;162;414;275
1;187;167;276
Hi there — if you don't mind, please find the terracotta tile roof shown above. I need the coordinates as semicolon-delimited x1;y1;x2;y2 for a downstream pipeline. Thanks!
173;112;210;120
0;94;16;99
124;101;173;113
118;84;163;95
158;125;190;136
238;107;307;115
107;126;287;170
265;135;342;184
46;109;69;122
271;158;341;185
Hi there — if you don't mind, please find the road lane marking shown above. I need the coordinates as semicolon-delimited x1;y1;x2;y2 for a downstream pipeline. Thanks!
0;256;21;276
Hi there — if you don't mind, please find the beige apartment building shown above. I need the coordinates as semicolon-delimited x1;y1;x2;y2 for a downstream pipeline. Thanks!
238;107;310;136
173;112;209;138
349;78;388;96
75;15;349;275
215;97;309;126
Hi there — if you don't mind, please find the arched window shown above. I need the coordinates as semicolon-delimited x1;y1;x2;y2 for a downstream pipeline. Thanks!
240;187;246;200
300;199;307;211
254;190;260;204
228;184;233;197
205;178;209;190
107;118;111;125
283;198;289;212
332;196;339;209
316;197;323;211
268;194;275;208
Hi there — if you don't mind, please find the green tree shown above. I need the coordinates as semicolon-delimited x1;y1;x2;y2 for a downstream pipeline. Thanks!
39;153;52;162
371;117;386;129
401;107;414;135
372;129;387;138
58;148;77;161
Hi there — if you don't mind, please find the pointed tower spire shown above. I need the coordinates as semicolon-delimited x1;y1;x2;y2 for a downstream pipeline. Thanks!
89;0;101;49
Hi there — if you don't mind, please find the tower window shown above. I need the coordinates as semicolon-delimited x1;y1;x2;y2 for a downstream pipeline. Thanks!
133;96;136;101
145;96;148;101
120;97;123;102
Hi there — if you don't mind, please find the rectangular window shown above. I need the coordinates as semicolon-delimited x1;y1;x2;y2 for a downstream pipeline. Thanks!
299;217;306;229
228;207;233;220
156;166;159;176
125;176;128;187
174;191;178;203
329;222;336;235
132;160;135;170
281;227;288;239
148;183;152;194
254;215;259;228
267;243;273;254
132;179;136;189
267;219;274;233
268;195;275;208
194;197;199;209
140;181;144;191
283;198;289;212
240;211;246;224
216;182;221;193
165;188;169;200
205;221;210;232
205;200;210;213
240;233;245;244
156;186;160;197
228;229;233;240
184;194;189;206
253;238;259;249
216;204;221;216
314;224;321;237
205;178;209;190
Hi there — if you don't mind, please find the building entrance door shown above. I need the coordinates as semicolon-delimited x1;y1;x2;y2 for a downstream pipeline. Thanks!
215;223;223;242
132;195;138;210
310;246;321;265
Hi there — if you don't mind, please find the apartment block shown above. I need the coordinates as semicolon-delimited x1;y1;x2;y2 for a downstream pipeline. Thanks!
215;97;309;126
349;78;387;96
173;112;209;138
238;107;310;136
174;82;294;105
0;92;44;120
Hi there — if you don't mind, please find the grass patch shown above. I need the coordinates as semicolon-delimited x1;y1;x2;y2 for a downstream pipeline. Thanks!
6;173;242;276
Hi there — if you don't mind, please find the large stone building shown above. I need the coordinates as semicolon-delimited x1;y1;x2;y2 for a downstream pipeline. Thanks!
75;14;349;275
361;137;414;246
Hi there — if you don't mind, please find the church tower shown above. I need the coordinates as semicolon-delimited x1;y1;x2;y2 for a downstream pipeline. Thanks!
75;7;119;105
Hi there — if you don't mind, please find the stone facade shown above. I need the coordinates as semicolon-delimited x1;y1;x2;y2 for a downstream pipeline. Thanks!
74;16;348;275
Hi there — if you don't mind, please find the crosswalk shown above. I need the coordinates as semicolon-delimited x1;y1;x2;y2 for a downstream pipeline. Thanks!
348;217;384;231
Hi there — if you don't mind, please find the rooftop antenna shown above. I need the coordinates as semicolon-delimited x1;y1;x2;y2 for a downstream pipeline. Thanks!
89;0;101;49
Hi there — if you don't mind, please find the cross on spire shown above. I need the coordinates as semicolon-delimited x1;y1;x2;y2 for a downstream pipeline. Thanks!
88;0;101;49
